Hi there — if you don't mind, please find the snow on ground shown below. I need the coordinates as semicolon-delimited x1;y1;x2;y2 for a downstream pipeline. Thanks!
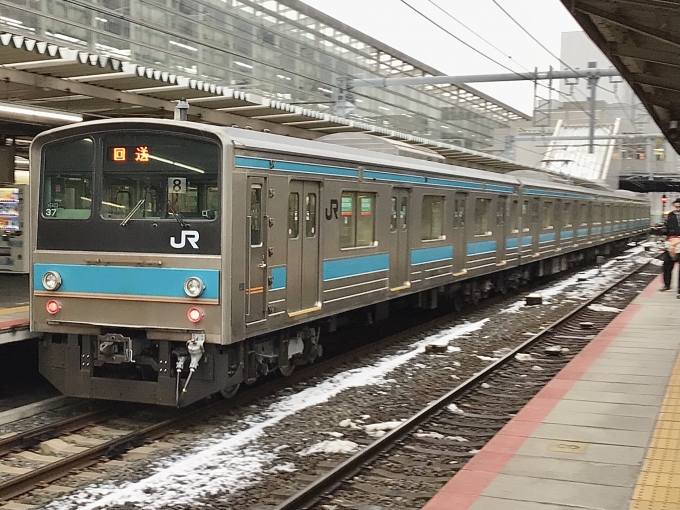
299;439;359;456
47;320;489;510
588;304;622;313
500;248;657;314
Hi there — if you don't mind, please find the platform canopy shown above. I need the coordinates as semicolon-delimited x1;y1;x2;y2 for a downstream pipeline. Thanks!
562;0;680;154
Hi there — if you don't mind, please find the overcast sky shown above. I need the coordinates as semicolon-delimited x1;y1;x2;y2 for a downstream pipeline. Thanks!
301;0;583;114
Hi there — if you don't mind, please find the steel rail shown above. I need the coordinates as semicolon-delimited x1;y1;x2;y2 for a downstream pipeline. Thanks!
0;407;112;457
272;259;655;510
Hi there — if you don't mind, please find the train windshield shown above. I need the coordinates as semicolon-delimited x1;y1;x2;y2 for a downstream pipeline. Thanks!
101;133;220;221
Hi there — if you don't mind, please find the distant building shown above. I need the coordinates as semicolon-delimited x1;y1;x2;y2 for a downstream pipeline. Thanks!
0;0;528;151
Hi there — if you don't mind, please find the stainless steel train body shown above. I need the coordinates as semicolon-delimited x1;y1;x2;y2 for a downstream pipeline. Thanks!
30;119;650;406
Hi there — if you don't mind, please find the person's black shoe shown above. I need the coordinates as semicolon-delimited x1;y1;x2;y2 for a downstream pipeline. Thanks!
661;285;671;291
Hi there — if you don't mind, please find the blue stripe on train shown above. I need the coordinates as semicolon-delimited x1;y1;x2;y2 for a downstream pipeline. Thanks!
33;264;219;299
506;238;518;249
235;156;359;178
411;245;453;265
467;240;497;256
323;253;389;281
560;230;574;240
539;232;556;243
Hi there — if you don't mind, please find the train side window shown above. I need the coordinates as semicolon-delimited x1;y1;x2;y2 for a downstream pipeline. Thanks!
542;201;554;229
340;191;375;248
531;199;540;224
496;196;506;226
510;200;519;233
564;202;572;228
250;186;262;247
401;197;408;230
305;193;317;237
580;203;588;225
522;200;529;232
390;197;398;232
421;195;445;241
474;198;492;236
454;195;466;228
42;137;94;219
288;193;299;238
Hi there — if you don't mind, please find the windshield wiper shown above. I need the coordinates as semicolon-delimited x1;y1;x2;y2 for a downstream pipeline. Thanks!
167;201;190;229
120;199;145;227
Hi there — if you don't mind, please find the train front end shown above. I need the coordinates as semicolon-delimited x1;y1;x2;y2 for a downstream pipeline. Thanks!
30;120;235;406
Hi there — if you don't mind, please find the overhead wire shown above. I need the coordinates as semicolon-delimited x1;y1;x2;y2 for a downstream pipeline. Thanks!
398;0;611;159
490;0;614;133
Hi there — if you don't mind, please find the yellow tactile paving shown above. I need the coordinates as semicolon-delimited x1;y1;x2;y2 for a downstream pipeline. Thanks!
0;305;28;317
631;353;680;509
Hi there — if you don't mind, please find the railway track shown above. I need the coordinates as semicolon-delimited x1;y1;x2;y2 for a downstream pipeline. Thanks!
0;250;658;507
270;259;657;510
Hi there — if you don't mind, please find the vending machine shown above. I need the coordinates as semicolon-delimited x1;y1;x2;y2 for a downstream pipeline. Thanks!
0;185;28;273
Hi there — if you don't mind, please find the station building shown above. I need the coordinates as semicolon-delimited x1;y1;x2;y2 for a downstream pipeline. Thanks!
0;0;527;151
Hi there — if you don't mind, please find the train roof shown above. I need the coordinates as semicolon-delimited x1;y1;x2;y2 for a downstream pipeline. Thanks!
32;119;648;203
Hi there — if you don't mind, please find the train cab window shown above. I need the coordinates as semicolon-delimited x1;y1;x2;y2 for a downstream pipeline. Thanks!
305;193;317;237
474;198;492;236
542;202;554;229
421;195;445;241
100;133;219;221
288;193;299;238
42;137;94;219
340;191;375;248
510;200;519;233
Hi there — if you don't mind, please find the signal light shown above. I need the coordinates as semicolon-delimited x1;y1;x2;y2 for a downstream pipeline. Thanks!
45;300;61;315
187;307;204;323
662;194;668;204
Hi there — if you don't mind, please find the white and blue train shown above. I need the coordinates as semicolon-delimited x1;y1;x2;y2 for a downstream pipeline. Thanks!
30;119;650;406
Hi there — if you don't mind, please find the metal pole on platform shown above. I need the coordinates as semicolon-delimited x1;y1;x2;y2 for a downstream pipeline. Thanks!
588;76;598;154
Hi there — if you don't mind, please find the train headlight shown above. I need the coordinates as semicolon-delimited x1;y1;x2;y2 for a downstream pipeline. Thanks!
183;277;205;298
42;271;62;291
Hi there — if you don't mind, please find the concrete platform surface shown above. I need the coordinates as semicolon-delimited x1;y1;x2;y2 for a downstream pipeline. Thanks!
422;273;680;510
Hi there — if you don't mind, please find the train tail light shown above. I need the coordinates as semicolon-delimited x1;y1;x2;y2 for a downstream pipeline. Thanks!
187;307;204;323
46;300;61;315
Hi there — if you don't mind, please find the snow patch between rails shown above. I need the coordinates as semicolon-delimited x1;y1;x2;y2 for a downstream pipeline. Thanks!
588;304;622;313
48;319;489;510
299;439;359;456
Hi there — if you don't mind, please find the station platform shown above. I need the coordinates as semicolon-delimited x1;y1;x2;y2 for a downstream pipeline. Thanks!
0;273;34;344
423;274;680;510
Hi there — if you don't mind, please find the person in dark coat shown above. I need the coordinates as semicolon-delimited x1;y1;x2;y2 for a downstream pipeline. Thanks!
661;198;680;293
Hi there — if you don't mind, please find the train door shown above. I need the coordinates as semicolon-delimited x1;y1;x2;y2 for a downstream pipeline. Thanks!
495;196;507;263
287;181;320;314
246;177;268;325
389;188;410;290
452;193;467;274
